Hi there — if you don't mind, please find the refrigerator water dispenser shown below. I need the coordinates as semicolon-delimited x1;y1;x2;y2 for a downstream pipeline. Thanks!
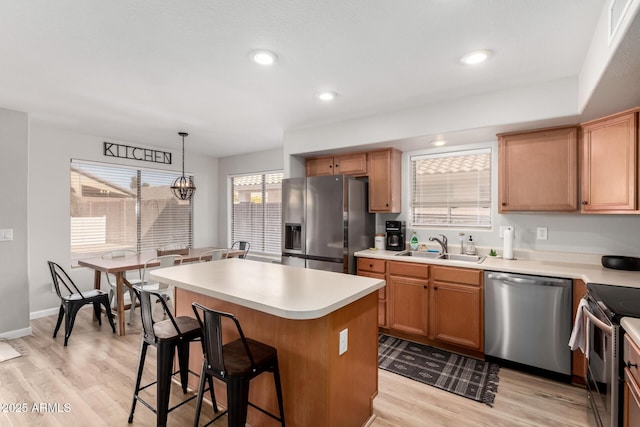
284;223;302;250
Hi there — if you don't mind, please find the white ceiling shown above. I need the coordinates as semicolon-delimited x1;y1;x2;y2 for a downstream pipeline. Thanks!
0;0;623;158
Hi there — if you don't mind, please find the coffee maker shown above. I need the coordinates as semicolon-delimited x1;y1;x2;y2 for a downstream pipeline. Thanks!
385;221;406;251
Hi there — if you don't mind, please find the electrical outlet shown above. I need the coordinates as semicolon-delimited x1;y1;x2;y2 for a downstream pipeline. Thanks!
339;328;348;355
537;227;548;240
0;229;13;241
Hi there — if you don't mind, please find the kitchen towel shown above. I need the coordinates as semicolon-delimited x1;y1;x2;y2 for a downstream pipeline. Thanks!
503;227;514;260
569;297;589;354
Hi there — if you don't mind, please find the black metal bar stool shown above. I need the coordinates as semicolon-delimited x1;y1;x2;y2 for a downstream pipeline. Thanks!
192;302;285;427
128;287;213;427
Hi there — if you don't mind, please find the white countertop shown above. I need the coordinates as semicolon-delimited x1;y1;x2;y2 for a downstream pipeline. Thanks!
356;249;640;288
622;317;640;347
151;258;385;320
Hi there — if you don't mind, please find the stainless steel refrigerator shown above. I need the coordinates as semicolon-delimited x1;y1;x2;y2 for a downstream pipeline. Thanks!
281;175;374;274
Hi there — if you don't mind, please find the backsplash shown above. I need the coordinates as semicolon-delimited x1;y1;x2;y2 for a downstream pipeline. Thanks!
376;212;640;258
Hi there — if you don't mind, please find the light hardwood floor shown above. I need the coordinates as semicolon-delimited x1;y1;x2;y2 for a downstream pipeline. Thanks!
1;308;596;426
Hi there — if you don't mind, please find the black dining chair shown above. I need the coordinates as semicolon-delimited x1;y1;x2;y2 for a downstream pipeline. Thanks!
128;287;213;427
192;302;285;427
229;241;251;259
47;261;116;346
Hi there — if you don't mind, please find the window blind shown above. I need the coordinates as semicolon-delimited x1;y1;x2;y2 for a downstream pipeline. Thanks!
70;160;193;262
410;149;491;227
231;172;283;255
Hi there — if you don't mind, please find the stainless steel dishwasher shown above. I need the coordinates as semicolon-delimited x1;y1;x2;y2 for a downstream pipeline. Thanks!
484;271;572;377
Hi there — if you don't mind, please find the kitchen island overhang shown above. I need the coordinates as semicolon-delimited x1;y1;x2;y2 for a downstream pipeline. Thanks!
151;258;385;427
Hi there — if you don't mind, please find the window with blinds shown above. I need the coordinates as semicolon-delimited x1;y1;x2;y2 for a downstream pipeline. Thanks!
410;149;491;227
231;172;283;255
70;160;193;262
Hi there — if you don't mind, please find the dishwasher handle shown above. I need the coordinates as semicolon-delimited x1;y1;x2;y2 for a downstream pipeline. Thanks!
486;272;571;287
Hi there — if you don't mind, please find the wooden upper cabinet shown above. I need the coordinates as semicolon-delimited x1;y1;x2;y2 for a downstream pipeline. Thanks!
368;148;402;213
498;126;578;212
306;152;367;177
334;153;368;176
581;109;639;213
305;147;402;213
306;156;335;176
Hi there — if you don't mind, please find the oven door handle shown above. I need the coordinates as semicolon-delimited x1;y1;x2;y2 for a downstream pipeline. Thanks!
584;306;613;335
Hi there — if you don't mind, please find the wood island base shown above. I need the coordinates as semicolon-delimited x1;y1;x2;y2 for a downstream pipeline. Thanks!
175;288;379;427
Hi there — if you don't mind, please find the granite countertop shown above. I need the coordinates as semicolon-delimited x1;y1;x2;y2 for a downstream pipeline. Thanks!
151;258;384;320
355;249;640;288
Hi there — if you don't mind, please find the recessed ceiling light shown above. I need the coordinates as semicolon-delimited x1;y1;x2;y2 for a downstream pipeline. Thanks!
431;140;447;147
316;91;338;102
250;50;277;66
460;49;492;65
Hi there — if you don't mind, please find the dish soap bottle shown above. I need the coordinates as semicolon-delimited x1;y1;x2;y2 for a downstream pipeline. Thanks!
465;235;477;255
410;231;419;250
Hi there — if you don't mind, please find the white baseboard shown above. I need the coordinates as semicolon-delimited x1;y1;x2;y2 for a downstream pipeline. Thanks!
31;307;59;320
0;326;32;340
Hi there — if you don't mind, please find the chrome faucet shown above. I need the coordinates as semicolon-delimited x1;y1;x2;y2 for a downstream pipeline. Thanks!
429;234;448;254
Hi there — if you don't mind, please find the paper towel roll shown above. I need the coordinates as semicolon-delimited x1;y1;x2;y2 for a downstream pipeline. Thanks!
503;227;514;260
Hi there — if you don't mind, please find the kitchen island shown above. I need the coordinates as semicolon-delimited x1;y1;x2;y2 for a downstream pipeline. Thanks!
151;258;385;427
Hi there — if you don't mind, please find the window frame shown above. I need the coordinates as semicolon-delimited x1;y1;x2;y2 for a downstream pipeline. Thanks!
70;159;193;263
229;170;284;257
408;147;492;229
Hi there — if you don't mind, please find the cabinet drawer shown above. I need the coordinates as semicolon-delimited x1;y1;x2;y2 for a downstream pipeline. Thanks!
357;257;386;274
432;266;481;286
388;261;429;279
625;334;640;386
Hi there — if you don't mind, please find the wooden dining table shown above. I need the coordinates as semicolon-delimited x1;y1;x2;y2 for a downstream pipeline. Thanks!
78;247;244;335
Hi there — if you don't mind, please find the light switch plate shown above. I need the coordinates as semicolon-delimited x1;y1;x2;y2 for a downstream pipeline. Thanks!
0;228;13;241
339;328;348;355
537;227;548;240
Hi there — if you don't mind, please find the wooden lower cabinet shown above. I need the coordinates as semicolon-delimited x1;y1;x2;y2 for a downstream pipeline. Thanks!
624;371;640;427
387;261;429;336
429;266;483;352
357;257;387;327
388;274;429;336
359;258;483;355
624;334;640;427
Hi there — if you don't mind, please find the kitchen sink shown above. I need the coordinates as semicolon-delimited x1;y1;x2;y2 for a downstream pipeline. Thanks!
395;250;441;258
394;251;486;263
439;253;486;263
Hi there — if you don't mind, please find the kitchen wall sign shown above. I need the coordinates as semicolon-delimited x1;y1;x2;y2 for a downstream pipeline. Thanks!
103;141;172;165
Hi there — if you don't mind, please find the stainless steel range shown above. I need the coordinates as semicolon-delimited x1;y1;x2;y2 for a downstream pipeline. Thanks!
585;283;640;427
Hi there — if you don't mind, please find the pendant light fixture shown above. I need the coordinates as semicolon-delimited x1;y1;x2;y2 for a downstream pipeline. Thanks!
170;132;196;201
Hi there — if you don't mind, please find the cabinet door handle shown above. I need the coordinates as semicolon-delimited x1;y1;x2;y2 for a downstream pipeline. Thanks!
369;264;373;268
582;201;588;205
434;286;438;290
335;164;339;168
501;202;507;206
423;285;428;289
329;165;333;169
627;361;638;369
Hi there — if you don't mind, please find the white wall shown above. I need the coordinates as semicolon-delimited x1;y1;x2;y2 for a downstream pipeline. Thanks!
0;108;30;338
217;148;284;248
28;123;219;316
283;76;579;175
